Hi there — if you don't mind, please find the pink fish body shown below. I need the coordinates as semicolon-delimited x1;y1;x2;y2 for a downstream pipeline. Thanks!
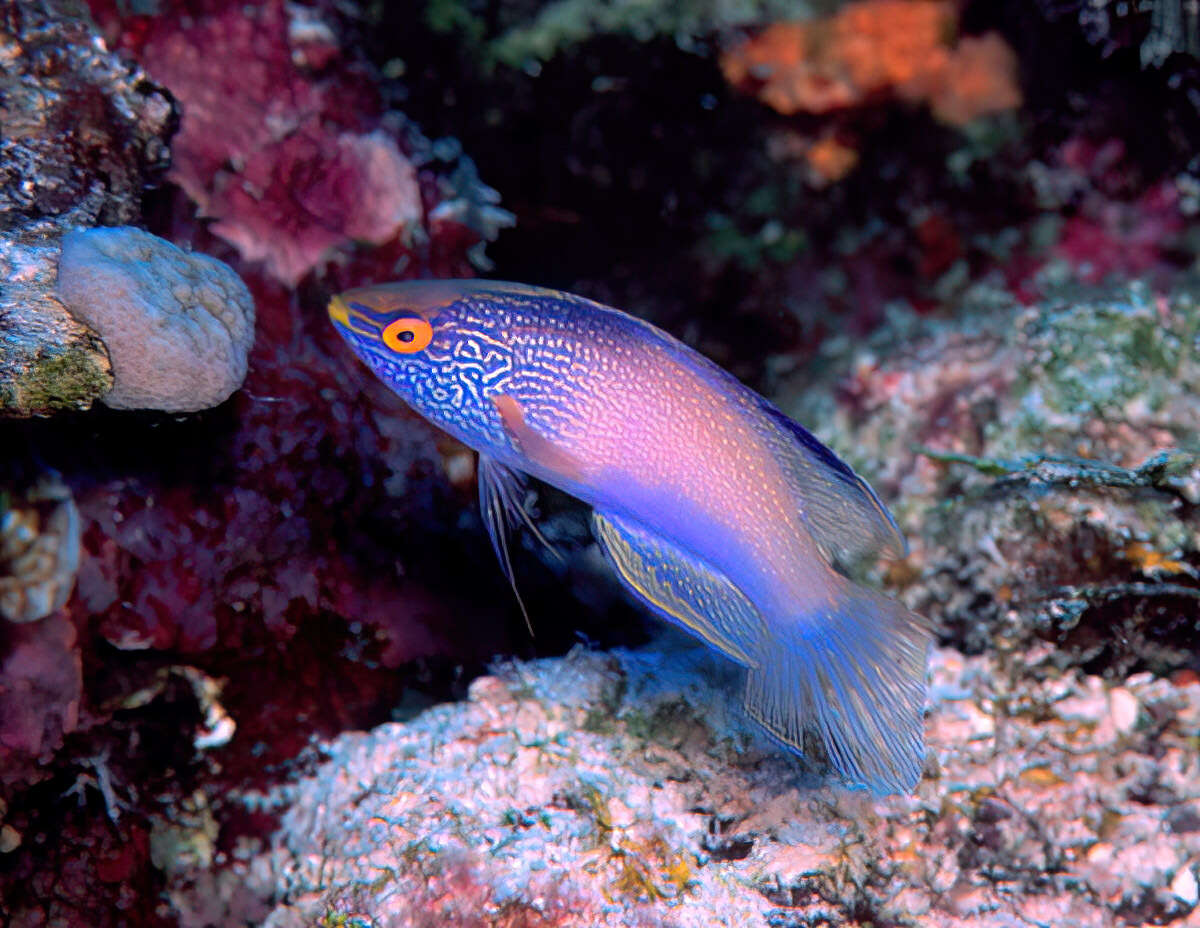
329;279;930;793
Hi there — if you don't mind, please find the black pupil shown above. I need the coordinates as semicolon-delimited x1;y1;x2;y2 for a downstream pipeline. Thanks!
398;329;415;343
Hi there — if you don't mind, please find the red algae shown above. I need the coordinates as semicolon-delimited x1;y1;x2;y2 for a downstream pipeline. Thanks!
0;615;80;787
100;0;425;286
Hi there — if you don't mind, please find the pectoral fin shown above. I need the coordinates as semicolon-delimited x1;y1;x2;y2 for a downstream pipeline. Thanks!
491;394;586;482
592;510;764;667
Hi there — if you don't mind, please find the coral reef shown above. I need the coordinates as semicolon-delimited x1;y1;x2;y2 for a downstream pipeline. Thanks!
0;1;523;920
0;0;174;416
160;640;1200;926
1;0;1197;924
100;0;508;287
720;1;1022;127
57;227;256;412
143;275;1199;926
131;273;1198;926
779;277;1200;671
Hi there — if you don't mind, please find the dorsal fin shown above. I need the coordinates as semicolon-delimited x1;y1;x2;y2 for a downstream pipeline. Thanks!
634;327;907;569
755;401;908;568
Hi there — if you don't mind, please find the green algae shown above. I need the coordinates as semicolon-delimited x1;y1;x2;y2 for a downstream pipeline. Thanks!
1;341;113;416
1006;281;1200;446
777;275;1200;671
426;0;824;69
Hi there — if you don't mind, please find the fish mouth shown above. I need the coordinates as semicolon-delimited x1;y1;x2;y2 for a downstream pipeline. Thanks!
327;294;352;330
327;294;385;340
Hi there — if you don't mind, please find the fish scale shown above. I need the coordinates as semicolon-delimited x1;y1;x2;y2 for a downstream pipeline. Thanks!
329;278;931;794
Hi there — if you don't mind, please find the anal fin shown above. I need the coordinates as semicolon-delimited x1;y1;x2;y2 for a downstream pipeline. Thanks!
591;510;764;667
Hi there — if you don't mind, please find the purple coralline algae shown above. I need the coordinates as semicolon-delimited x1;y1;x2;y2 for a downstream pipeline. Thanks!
123;0;435;286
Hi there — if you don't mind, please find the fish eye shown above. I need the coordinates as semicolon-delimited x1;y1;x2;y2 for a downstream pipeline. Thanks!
382;316;433;353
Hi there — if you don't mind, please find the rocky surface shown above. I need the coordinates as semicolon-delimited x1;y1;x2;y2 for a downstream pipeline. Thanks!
0;0;174;417
780;277;1200;674
158;640;1200;926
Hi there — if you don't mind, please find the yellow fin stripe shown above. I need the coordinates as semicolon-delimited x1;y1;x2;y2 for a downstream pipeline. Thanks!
592;511;763;668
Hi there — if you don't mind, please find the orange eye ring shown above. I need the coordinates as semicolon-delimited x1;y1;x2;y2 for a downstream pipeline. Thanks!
382;317;433;353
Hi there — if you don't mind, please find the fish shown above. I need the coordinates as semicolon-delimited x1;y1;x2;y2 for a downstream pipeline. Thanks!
328;279;930;793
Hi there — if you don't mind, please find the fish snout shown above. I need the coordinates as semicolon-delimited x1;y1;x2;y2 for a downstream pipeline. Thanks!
327;294;353;330
327;293;388;343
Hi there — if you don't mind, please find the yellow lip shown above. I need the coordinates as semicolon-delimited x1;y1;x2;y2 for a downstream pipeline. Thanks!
327;294;352;328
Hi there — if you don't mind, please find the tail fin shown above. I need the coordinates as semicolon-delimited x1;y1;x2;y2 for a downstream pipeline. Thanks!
743;582;930;794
